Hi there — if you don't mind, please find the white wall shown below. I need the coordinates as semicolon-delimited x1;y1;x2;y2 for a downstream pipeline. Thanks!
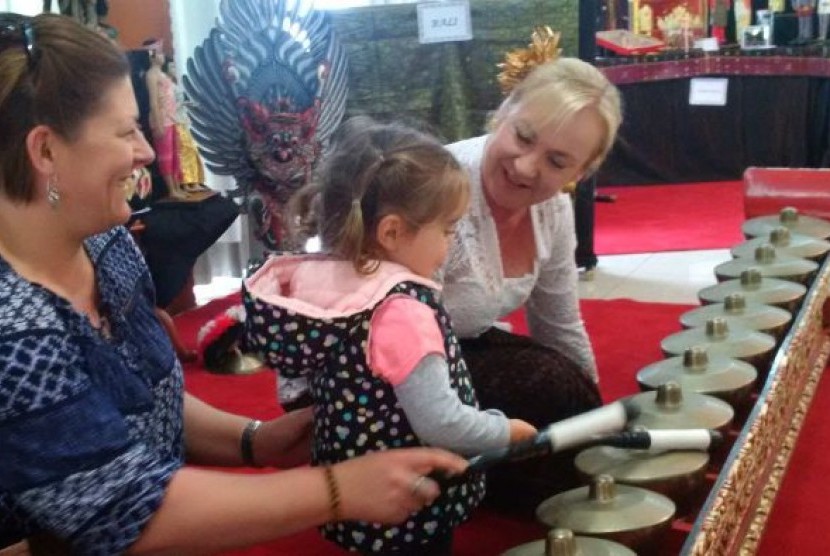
168;0;240;249
1;1;59;15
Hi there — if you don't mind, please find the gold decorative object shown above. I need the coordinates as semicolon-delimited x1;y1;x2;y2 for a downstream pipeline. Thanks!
637;346;757;409
536;475;675;555
214;351;264;375
501;528;636;556
731;226;830;263
715;244;818;286
698;268;807;314
679;293;792;342
574;444;710;514
497;26;561;96
624;382;734;433
742;207;830;240
661;317;777;374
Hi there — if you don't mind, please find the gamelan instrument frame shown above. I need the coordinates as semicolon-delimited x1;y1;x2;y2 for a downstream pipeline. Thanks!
682;251;830;553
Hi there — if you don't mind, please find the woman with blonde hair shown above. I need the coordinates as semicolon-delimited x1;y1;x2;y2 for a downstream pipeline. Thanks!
441;54;623;512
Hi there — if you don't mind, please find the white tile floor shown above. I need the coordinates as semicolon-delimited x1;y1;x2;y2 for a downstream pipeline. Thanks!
194;248;734;307
193;275;244;306
579;249;733;305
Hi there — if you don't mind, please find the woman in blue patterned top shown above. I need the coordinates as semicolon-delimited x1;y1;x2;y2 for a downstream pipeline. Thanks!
0;13;467;555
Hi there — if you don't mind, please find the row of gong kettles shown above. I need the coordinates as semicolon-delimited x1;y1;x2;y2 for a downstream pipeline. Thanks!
500;207;830;555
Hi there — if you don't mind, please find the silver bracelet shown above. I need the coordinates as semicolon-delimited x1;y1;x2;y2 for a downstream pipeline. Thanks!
240;419;263;467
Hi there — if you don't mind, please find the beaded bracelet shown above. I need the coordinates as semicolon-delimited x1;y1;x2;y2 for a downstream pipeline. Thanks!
323;464;342;522
240;419;263;467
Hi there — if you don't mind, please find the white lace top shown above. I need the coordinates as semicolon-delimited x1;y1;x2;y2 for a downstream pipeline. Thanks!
440;135;598;381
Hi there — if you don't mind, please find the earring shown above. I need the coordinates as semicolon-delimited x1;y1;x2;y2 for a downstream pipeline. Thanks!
46;176;61;208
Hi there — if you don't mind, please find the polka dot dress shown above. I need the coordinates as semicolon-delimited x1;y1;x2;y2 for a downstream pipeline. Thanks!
245;281;485;553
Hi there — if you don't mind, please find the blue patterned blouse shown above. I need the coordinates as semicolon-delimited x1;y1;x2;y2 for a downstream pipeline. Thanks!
0;227;185;554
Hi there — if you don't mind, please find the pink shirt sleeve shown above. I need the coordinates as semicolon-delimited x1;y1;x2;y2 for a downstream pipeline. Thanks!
367;295;446;386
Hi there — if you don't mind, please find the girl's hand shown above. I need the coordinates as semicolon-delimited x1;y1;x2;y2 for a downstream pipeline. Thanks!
253;407;313;468
508;419;538;443
333;448;468;524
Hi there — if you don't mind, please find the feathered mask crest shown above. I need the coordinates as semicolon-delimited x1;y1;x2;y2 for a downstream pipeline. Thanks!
497;26;562;96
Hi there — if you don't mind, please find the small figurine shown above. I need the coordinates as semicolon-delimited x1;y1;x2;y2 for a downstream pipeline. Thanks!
819;0;830;40
791;0;817;43
143;39;185;199
638;3;654;36
710;0;730;44
163;58;214;200
734;0;753;44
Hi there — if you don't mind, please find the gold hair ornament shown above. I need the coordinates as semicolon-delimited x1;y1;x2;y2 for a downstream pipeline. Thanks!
497;26;562;96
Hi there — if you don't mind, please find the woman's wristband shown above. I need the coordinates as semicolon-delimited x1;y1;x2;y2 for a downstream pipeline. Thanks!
322;464;342;522
240;419;263;467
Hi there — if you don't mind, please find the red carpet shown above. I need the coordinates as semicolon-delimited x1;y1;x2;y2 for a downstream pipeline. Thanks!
595;181;746;255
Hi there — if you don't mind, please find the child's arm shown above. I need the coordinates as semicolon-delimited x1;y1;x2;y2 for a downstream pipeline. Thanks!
368;295;536;455
394;354;536;455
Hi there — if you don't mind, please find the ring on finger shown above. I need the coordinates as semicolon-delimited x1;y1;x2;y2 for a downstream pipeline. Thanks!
410;475;428;495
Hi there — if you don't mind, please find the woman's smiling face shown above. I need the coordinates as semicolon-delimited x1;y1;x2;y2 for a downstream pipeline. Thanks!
481;104;605;214
48;76;155;234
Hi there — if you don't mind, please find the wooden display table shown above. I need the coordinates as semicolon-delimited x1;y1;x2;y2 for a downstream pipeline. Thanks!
594;51;830;186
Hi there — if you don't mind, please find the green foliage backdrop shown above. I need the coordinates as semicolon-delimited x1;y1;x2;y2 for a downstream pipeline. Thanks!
329;0;579;142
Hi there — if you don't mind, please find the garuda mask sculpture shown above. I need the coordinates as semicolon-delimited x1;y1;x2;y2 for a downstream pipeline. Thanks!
183;0;347;253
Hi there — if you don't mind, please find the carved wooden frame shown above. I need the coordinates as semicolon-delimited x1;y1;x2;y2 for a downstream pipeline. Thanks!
682;258;830;554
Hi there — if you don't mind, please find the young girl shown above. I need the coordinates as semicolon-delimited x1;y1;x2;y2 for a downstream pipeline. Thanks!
243;116;537;554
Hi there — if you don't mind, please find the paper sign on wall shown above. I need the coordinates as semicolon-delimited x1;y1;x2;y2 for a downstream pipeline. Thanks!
417;1;472;44
689;78;729;106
